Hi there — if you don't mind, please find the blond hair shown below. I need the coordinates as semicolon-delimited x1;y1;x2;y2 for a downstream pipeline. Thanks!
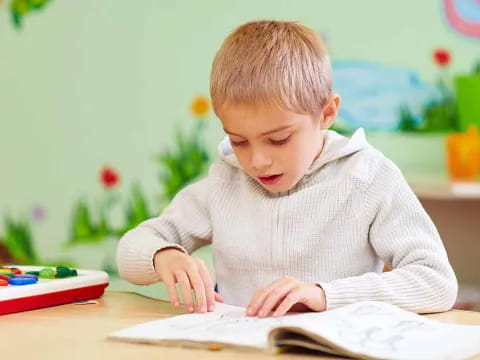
210;20;332;116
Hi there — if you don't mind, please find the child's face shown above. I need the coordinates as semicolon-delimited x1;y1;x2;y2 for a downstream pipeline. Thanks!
218;97;339;193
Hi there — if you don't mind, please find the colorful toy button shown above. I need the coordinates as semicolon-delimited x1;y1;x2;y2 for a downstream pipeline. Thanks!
55;266;72;278
0;274;12;281
14;275;38;280
39;268;55;279
8;277;38;285
38;266;78;279
0;265;78;286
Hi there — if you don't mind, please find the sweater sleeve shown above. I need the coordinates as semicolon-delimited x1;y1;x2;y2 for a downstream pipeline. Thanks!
318;160;458;314
116;177;212;285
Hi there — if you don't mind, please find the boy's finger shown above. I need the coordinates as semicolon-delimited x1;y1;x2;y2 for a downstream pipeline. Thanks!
258;284;294;318
247;278;286;316
176;271;195;313
162;272;180;307
273;289;301;317
196;260;216;311
187;268;208;313
214;292;224;303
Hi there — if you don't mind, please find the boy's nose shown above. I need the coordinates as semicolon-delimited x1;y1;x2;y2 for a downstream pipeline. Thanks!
251;150;272;172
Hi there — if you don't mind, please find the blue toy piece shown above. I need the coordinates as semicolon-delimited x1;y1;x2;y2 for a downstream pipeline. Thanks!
8;276;38;285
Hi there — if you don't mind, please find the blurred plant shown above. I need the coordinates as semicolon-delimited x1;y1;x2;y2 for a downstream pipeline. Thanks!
68;167;150;245
0;241;15;264
69;166;122;244
154;120;210;201
97;166;121;236
118;183;151;236
425;48;458;131
398;106;419;132
68;96;211;249
8;0;52;29
0;216;75;266
473;61;480;75
154;96;211;201
420;100;458;133
3;217;38;264
399;48;459;133
69;199;104;244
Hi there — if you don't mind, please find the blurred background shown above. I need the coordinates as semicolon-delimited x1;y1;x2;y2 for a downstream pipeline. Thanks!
1;0;479;310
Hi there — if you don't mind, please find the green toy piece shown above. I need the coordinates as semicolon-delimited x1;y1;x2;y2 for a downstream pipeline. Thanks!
39;267;55;279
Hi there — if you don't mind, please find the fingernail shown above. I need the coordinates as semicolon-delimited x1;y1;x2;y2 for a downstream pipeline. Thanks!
208;305;215;312
259;311;265;317
200;306;206;313
174;301;179;307
188;307;194;312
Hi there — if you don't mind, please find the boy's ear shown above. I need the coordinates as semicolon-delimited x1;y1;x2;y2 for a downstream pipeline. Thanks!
319;94;341;130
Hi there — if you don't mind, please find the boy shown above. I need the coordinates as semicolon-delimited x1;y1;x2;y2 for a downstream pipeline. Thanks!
117;20;457;318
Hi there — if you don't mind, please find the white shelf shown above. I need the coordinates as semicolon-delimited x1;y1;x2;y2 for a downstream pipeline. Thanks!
411;182;480;200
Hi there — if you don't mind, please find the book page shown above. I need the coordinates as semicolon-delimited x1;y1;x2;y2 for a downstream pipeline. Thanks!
276;301;480;360
109;302;287;349
109;301;480;359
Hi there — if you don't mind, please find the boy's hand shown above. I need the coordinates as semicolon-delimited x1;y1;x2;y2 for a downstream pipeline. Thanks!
154;248;224;313
246;276;326;318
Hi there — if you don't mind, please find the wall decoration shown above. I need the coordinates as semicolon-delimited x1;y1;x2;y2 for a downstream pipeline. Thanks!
66;96;211;274
444;0;480;40
332;60;441;132
1;96;212;274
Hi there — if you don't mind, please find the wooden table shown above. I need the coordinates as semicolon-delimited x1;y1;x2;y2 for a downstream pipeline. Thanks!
2;291;480;360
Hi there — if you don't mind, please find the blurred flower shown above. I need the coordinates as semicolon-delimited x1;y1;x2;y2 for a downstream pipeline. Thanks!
100;166;120;188
31;204;46;222
191;95;210;117
433;48;451;67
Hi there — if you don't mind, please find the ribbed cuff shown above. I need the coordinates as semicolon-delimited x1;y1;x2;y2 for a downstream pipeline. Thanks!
317;281;355;310
117;227;187;285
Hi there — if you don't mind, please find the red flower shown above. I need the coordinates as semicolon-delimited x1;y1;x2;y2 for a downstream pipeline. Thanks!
433;48;451;67
100;166;120;188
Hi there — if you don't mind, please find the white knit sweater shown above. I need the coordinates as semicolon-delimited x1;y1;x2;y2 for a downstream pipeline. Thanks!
117;129;457;313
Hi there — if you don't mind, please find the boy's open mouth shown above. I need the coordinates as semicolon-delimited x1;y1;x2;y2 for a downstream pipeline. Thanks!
257;174;283;185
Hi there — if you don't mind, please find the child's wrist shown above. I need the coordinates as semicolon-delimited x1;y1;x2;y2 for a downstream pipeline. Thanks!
153;247;184;269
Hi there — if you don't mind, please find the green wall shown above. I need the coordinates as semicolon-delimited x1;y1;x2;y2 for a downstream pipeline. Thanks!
1;0;479;298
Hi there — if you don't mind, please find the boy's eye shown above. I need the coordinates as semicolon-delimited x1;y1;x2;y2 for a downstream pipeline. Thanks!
231;140;248;147
269;135;290;146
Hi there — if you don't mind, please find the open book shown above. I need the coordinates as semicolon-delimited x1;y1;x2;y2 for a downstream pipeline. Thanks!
109;300;480;360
